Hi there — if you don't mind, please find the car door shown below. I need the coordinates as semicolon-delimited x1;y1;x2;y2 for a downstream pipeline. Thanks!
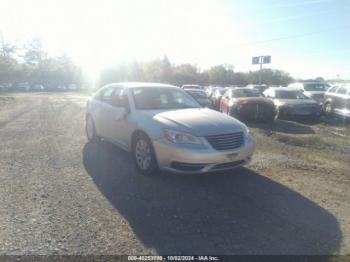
324;86;338;109
103;88;131;150
93;86;116;138
335;86;348;111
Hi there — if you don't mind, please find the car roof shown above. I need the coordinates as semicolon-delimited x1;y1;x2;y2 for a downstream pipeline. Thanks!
105;82;178;89
246;84;267;87
266;87;299;91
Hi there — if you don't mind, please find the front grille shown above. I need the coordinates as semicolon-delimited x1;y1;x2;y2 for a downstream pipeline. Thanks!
205;132;244;151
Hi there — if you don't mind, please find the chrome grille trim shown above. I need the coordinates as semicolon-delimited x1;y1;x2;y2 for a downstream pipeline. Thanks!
205;132;244;151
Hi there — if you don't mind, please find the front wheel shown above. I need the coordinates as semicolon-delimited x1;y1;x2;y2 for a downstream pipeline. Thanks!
324;102;333;117
86;115;99;142
132;133;158;175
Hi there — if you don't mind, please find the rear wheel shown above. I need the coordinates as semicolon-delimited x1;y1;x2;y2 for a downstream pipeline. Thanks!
132;133;158;175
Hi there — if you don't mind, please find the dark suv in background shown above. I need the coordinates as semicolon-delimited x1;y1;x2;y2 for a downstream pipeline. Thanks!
323;85;350;118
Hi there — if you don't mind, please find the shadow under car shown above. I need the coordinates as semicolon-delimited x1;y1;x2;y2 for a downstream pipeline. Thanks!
83;141;341;255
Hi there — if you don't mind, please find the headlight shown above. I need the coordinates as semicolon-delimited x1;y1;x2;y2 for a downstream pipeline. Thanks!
163;129;202;145
241;124;250;135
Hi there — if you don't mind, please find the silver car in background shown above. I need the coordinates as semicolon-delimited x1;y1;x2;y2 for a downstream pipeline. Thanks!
86;82;255;175
184;88;211;107
288;81;329;104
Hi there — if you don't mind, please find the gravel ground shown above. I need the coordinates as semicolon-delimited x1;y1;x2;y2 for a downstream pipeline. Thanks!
0;92;349;255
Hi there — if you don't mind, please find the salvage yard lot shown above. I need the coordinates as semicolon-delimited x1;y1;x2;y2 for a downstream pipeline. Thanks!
0;92;349;255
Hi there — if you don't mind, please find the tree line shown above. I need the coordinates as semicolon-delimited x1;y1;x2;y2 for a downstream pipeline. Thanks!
98;56;295;88
0;37;83;90
1;36;301;90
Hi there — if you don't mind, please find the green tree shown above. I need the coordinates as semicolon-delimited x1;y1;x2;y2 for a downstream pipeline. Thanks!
0;35;19;86
206;65;235;86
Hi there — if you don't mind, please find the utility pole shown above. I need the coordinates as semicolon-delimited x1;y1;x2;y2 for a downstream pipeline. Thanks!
259;61;263;85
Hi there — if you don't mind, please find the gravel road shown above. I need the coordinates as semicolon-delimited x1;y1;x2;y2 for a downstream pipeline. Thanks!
0;92;349;256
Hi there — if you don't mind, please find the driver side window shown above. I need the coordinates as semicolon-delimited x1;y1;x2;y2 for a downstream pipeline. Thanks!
111;88;130;110
98;86;115;103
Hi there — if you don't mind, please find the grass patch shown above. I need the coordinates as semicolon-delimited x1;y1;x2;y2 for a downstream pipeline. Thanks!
274;133;327;148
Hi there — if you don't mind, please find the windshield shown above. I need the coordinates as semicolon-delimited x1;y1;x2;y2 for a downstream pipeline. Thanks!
232;89;262;97
187;90;207;99
275;90;308;99
304;83;327;91
132;87;200;110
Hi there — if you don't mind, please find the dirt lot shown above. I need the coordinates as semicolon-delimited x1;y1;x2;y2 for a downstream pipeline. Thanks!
0;92;349;255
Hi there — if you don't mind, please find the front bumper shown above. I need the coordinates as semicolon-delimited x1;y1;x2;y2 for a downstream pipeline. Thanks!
231;104;277;121
279;106;321;117
153;135;256;174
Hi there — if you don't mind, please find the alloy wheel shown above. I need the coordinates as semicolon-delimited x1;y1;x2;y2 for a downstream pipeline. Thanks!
135;139;152;171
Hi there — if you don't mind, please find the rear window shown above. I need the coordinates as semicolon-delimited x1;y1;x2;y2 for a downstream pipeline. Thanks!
275;90;308;99
231;89;262;98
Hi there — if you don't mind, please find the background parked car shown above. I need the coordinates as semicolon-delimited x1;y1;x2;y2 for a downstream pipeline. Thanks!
16;82;31;91
220;88;277;122
0;83;12;91
246;84;269;93
184;88;211;107
323;84;350;118
264;87;321;119
68;84;78;91
209;87;229;111
288;81;329;104
181;84;203;90
32;84;45;91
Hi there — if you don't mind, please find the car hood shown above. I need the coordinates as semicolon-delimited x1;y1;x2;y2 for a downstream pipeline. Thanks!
140;108;245;136
274;99;318;106
304;91;325;95
235;97;273;104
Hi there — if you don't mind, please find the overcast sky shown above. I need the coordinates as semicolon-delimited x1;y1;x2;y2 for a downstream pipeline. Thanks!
1;0;349;79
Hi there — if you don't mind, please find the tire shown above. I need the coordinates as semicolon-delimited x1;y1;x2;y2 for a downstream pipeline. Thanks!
324;102;333;117
132;133;158;175
86;115;99;142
